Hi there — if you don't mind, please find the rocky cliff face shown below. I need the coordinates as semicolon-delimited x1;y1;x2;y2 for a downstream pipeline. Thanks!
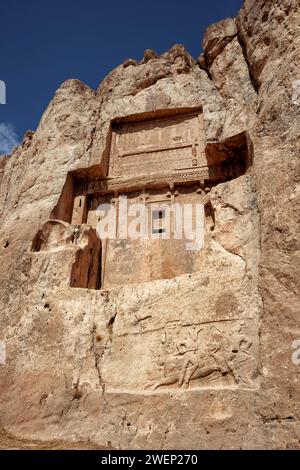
0;0;299;449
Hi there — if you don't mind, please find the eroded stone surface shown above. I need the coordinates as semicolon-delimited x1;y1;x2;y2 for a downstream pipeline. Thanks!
202;18;237;67
0;0;300;450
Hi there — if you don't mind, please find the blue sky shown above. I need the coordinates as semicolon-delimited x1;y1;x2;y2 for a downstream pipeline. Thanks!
0;0;243;154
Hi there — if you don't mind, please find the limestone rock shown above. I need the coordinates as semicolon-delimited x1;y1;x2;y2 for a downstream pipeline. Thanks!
0;156;9;188
236;0;300;138
202;18;237;66
208;36;258;138
0;0;300;451
197;52;207;71
140;48;159;63
123;58;138;68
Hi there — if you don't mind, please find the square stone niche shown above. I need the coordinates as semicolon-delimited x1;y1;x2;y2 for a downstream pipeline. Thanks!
57;108;251;290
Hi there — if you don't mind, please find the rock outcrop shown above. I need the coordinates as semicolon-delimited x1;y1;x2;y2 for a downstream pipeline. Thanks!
0;0;299;449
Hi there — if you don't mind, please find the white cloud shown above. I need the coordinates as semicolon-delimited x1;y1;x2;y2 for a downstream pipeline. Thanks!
0;123;19;154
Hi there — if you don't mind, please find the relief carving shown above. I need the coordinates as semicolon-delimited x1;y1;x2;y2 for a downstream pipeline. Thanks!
110;111;205;178
145;321;257;391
